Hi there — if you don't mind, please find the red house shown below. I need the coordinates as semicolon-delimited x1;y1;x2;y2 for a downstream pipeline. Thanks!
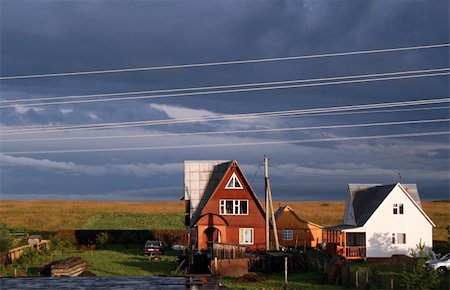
184;160;266;251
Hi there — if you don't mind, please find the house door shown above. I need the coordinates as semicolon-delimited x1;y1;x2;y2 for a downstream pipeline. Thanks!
204;227;221;248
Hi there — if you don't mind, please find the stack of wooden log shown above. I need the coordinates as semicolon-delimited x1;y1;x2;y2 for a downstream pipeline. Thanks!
49;256;88;277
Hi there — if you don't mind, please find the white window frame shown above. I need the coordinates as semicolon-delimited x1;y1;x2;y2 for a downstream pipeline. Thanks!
397;233;406;244
283;229;293;241
219;199;248;215
392;233;406;244
239;228;254;245
393;203;404;215
225;173;243;189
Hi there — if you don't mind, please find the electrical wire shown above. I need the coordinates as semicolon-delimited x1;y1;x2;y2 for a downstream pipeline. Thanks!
1;70;448;109
2;118;448;143
1;67;448;104
3;131;448;155
1;43;448;80
1;98;448;136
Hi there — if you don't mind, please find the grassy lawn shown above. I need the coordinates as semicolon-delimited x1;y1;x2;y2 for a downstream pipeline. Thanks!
222;270;342;290
76;246;178;276
345;261;449;290
1;245;178;277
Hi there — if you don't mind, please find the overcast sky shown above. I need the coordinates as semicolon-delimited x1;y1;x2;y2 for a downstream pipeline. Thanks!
1;0;449;202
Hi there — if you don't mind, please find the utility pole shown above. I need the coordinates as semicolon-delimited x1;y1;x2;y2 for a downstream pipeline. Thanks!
265;157;270;251
264;156;280;251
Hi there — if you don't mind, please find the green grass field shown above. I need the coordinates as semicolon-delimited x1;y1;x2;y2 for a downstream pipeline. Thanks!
1;245;178;277
80;213;185;230
0;200;448;240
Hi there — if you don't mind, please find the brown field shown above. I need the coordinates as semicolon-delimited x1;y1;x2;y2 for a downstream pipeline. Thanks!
0;200;448;241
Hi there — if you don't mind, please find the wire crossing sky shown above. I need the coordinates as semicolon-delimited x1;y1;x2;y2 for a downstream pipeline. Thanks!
2;98;448;135
1;69;448;108
0;43;448;80
1;67;448;105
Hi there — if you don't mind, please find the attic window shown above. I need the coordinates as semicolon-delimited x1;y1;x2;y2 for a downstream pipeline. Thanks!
225;173;243;189
393;203;404;215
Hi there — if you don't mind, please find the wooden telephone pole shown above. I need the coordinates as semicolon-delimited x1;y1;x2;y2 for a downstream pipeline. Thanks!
265;156;280;251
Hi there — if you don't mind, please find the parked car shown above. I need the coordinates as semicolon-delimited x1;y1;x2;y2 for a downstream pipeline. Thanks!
143;240;163;255
426;253;450;274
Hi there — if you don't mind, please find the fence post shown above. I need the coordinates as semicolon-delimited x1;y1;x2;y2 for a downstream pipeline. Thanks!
214;257;218;276
390;278;393;289
284;256;288;290
365;271;368;288
355;270;359;289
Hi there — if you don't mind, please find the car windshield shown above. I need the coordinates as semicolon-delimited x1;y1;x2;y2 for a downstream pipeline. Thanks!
440;254;449;261
145;241;160;247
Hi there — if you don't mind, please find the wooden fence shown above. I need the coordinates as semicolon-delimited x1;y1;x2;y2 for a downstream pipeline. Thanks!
7;240;49;263
212;243;247;259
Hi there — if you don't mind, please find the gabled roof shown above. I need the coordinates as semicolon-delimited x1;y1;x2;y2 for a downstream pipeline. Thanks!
349;183;422;210
190;160;265;226
274;205;323;228
348;183;434;227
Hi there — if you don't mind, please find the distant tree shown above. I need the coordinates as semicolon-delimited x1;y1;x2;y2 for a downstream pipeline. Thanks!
402;240;440;290
0;224;13;252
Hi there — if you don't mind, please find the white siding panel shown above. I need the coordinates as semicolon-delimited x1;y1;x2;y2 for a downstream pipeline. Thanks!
184;160;227;219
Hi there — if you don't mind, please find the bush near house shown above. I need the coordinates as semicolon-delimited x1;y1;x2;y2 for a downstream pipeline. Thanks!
0;224;13;252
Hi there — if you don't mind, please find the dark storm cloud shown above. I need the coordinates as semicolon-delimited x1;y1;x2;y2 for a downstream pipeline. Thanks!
0;0;448;201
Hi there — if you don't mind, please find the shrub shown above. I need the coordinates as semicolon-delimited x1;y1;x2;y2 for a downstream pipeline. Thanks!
0;224;13;252
50;232;76;254
402;240;440;290
15;248;38;273
95;232;109;248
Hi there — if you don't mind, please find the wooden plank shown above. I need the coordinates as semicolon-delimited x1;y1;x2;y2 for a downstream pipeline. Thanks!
50;256;88;277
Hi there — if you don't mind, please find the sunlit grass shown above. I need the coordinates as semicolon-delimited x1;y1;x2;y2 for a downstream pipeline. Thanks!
0;200;447;240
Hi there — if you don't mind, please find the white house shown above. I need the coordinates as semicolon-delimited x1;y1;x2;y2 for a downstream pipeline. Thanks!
326;183;435;259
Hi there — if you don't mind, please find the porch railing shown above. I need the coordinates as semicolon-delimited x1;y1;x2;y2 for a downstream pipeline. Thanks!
344;246;366;259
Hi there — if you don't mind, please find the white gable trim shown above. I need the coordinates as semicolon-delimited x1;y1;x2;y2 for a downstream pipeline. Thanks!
225;172;243;189
396;183;436;227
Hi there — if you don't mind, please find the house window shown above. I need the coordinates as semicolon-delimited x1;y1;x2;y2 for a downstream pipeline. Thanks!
393;203;404;215
397;233;406;244
283;230;293;241
225;173;243;189
239;228;254;245
220;200;248;215
392;233;406;244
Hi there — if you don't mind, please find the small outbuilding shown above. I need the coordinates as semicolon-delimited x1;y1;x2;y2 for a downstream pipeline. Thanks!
274;205;323;249
28;235;42;246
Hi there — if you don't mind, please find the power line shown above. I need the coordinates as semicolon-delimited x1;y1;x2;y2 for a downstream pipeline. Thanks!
1;69;448;109
3;131;448;155
1;67;448;104
1;43;448;80
0;68;450;109
2;98;448;136
2;118;448;143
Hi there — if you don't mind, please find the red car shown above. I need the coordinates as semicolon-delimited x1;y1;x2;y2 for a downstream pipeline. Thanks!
143;240;163;255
